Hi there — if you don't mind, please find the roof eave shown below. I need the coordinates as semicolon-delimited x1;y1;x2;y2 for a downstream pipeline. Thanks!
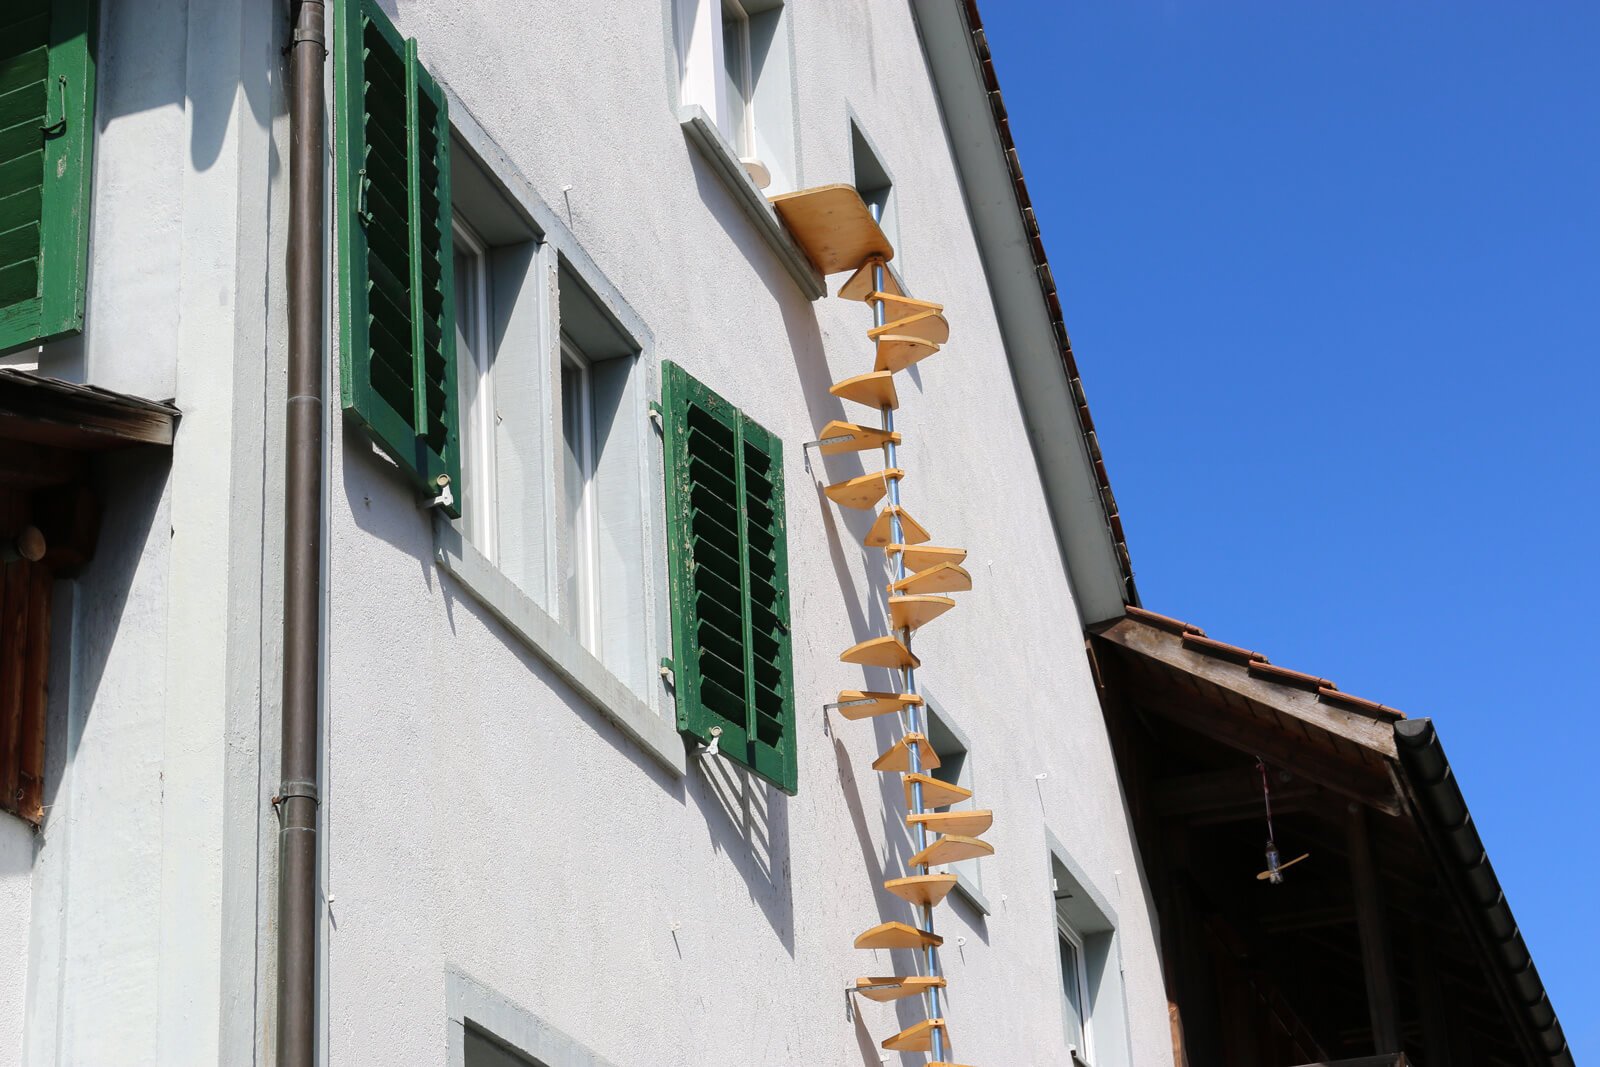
909;0;1134;625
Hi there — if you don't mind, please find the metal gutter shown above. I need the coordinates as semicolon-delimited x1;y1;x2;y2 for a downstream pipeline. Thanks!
1393;718;1573;1066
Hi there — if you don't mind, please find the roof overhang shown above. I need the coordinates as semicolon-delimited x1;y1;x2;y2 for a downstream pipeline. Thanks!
909;0;1134;625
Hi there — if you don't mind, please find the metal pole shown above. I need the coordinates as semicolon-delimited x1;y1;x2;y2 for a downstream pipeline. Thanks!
869;210;946;1061
279;2;326;1064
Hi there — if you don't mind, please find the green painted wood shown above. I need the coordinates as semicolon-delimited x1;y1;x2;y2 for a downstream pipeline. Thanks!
662;362;796;793
0;0;96;355
333;0;459;514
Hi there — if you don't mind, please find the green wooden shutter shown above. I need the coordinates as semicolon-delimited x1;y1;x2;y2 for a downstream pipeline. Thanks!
662;361;797;794
333;0;460;515
0;0;96;355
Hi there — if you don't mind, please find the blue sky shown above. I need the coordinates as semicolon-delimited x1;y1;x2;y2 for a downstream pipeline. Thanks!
981;2;1598;1057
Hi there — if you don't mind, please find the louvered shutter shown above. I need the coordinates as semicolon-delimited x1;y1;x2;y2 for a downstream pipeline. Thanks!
662;361;797;794
333;0;460;515
0;0;96;355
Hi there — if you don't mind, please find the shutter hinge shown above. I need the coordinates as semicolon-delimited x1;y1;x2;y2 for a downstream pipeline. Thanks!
648;401;664;433
422;474;454;511
40;77;67;137
658;658;675;689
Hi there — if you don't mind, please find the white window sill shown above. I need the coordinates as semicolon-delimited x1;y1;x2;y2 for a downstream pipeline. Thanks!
432;515;687;778
950;869;991;916
677;104;826;301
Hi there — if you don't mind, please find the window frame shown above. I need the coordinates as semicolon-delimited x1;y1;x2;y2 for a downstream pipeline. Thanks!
718;0;755;157
452;217;498;558
428;95;681;778
558;334;602;652
1057;911;1094;1061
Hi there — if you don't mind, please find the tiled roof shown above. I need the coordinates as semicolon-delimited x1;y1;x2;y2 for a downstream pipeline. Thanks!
961;1;1137;605
1124;605;1406;721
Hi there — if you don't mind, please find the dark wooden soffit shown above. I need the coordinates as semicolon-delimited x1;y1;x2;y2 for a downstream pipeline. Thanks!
0;368;180;451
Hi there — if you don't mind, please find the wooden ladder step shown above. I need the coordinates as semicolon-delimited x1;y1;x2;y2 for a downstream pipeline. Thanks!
769;185;894;275
854;921;942;950
833;690;923;720
838;256;901;302
911;834;994;868
928;1062;981;1066
884;873;958;908
887;543;966;569
818;420;899;455
823;469;902;510
868;309;950;346
875;334;940;374
872;733;941;773
869;290;944;321
840;635;919;670
909;809;993;837
866;506;930;547
882;1018;946;1052
892;562;972;595
830;370;898;411
903;772;972;811
889;594;954;632
854;976;947;1003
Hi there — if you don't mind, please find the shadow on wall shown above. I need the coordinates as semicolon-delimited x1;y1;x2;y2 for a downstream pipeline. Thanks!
689;751;795;957
45;451;171;823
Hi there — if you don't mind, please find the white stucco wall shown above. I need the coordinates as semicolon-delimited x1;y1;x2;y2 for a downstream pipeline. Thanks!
322;2;1168;1065
0;2;1166;1065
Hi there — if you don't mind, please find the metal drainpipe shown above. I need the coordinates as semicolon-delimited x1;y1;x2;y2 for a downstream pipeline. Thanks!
279;1;326;1065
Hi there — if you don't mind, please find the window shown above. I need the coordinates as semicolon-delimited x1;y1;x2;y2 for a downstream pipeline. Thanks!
673;0;795;192
661;360;797;793
925;696;987;911
334;0;461;511
0;0;97;355
1048;844;1134;1066
446;135;656;702
851;121;895;250
1058;914;1093;1060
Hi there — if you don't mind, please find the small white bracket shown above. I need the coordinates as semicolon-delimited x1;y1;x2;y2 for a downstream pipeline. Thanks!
696;725;723;758
423;474;454;511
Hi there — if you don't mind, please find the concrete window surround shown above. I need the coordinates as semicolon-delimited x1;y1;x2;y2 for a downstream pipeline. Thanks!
921;688;992;916
1045;830;1134;1067
448;971;623;1067
432;91;685;779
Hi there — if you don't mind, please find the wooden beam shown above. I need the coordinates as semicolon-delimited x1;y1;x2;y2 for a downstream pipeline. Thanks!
1097;618;1398;758
1348;806;1402;1054
0;372;177;449
1125;680;1401;816
0;438;86;489
1152;768;1320;822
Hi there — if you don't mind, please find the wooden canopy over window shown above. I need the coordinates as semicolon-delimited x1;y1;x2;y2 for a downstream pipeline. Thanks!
0;369;178;824
1089;606;1571;1067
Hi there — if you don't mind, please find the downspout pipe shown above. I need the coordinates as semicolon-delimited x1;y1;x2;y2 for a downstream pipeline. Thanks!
279;1;326;1065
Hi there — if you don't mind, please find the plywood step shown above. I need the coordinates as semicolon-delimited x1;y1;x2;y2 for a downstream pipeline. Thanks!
868;309;950;346
891;562;972;595
823;469;902;510
903;773;972;811
872;733;941;773
887;543;967;570
866;506;930;547
889;594;954;632
908;809;993;837
840;635;919;670
882;1018;946;1053
875;335;940;374
769;185;894;275
854;921;942;950
818;420;899;455
830;370;898;411
854;976;946;1003
838;256;900;302
869;290;944;321
833;690;923;720
884;873;959;908
911;834;994;868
